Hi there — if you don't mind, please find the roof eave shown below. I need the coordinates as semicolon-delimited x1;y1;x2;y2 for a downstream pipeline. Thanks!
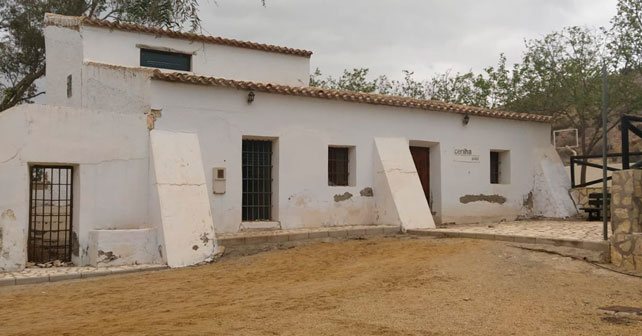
150;70;552;123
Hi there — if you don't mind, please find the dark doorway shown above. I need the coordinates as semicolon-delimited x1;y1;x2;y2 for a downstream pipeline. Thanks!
410;147;430;205
242;140;273;221
28;166;74;263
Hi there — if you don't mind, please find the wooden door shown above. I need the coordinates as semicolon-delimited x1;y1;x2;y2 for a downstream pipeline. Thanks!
410;146;430;205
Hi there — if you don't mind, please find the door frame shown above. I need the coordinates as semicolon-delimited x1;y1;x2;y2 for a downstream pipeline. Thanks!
408;140;441;223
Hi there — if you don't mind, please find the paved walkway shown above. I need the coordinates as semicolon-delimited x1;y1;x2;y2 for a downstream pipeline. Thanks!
409;220;611;252
438;220;609;242
0;264;167;287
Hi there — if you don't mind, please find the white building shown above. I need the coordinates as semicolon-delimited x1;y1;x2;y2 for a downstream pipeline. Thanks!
0;14;576;272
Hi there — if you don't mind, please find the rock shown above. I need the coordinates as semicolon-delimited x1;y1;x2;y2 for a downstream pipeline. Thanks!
36;263;46;268
53;260;62;267
25;262;36;268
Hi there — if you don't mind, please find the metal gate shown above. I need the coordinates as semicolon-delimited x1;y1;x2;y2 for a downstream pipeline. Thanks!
28;166;74;263
242;140;273;221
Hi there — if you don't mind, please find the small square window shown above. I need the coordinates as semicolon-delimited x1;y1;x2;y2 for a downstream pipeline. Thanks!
328;147;350;186
140;49;191;71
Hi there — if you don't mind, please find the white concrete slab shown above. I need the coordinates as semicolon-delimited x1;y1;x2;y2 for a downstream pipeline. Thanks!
150;130;216;268
532;147;578;218
373;137;436;230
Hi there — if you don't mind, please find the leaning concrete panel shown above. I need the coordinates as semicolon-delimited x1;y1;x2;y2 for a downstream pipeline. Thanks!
531;146;577;218
373;138;435;230
150;130;216;268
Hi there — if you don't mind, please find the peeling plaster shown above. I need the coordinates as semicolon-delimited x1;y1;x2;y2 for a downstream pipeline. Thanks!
1;209;16;221
523;191;533;209
360;187;374;197
200;233;210;245
72;231;80;256
459;194;507;204
146;109;162;130
334;192;353;202
97;250;119;262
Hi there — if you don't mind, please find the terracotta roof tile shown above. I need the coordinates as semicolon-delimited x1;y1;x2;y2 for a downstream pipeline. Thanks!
44;14;312;57
80;17;313;58
151;70;552;123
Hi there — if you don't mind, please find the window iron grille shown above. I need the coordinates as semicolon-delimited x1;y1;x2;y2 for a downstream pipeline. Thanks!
328;147;349;186
28;166;74;263
490;152;500;184
242;140;273;221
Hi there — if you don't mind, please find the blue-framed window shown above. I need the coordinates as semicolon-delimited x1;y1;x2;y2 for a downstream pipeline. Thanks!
140;49;191;71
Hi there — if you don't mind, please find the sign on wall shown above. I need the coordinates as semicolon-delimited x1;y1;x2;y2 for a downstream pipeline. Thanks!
453;148;480;163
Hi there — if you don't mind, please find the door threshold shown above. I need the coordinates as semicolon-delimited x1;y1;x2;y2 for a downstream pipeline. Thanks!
240;221;282;232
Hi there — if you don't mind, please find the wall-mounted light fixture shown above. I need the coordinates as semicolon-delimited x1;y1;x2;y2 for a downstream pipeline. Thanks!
462;113;470;126
247;90;255;104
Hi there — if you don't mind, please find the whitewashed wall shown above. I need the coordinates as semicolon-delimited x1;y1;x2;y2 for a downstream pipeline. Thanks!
0;105;151;271
80;26;310;87
32;17;570;258
45;25;152;115
44;24;83;107
149;81;568;233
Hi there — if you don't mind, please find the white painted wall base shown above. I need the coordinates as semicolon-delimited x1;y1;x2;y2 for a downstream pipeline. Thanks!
88;229;159;267
373;138;436;230
150;130;217;268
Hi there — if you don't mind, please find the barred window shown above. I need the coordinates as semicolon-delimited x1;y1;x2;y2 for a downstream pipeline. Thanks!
490;151;500;184
490;150;510;184
328;147;350;186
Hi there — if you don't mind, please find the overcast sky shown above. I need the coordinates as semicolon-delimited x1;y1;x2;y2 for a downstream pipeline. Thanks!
199;0;618;81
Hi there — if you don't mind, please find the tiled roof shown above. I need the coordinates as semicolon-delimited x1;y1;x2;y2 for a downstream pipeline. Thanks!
44;14;312;57
81;17;312;57
151;70;552;123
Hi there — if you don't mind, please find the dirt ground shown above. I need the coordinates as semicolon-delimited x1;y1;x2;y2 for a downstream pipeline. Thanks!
1;236;642;336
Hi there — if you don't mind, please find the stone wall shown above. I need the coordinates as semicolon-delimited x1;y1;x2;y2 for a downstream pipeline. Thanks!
572;187;606;210
610;170;642;273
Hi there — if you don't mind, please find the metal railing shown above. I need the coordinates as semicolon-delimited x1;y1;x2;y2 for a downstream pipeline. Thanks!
570;152;642;188
570;115;642;188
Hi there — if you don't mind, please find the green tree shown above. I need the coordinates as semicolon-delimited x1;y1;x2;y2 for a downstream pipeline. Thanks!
0;0;211;112
426;70;488;107
610;0;642;73
516;26;642;182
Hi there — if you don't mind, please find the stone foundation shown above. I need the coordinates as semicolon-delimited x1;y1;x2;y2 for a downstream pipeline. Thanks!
610;170;642;273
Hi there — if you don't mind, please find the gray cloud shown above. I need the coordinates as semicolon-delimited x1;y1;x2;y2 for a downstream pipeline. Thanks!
203;0;615;80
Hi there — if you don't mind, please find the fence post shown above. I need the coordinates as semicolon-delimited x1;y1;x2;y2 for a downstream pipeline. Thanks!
570;156;575;188
622;117;630;170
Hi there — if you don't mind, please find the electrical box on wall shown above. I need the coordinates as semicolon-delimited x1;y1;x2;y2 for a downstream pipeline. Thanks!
213;167;226;194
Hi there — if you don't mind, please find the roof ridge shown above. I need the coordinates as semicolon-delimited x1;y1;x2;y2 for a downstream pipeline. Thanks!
44;13;313;58
150;70;551;123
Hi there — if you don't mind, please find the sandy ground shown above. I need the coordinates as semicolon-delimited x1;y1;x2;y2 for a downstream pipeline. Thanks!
1;236;642;336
